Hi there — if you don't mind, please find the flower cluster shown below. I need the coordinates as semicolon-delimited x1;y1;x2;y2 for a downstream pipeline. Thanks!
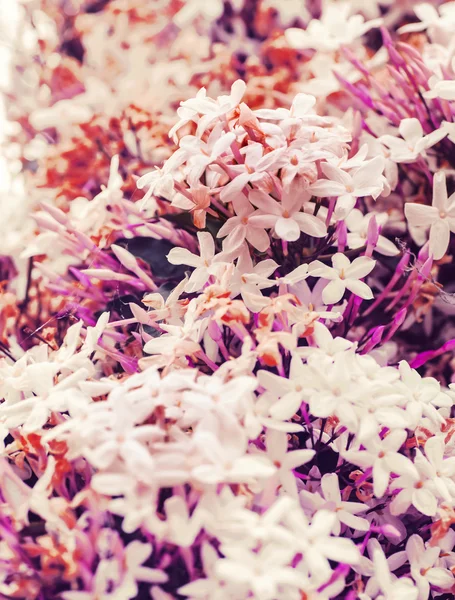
2;0;455;599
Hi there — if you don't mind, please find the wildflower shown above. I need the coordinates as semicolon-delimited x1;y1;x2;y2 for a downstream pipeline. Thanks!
264;429;315;498
345;208;399;256
216;197;271;254
399;3;455;40
379;119;447;164
167;232;225;293
406;535;454;599
309;253;376;304
248;185;327;242
285;508;361;586
309;157;386;218
285;1;382;52
343;430;413;498
300;473;370;534
405;172;455;260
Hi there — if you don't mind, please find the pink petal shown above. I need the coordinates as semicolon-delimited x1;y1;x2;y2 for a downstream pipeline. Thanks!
352;156;385;192
412;487;437;516
345;256;375;279
433;171;449;212
321;163;352;186
429;219;450;260
246;228;270;252
293;213;327;238
322;279;346;304
332;253;351;271
309;179;346;198
249;190;282;216
223;225;247;252
399;118;423;145
376;235;400;256
345;279;374;300
167;247;201;267
283;449;315;470
373;458;390;498
274;217;301;241
404;203;439;227
426;567;454;588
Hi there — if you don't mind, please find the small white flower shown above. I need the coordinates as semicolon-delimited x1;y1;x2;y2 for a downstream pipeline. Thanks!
345;208;399;256
406;535;454;599
300;473;370;534
309;253;376;304
343;430;412;498
167;232;225;293
285;1;382;52
264;429;315;498
309;157;386;218
380;118;447;164
405;171;455;260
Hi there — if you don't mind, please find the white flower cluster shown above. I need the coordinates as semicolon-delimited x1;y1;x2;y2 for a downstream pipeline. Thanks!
4;326;444;599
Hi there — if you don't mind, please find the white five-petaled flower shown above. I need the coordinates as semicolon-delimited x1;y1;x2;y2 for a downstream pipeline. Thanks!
406;534;455;600
283;508;361;586
285;0;382;52
343;430;412;498
309;157;386;218
309;253;376;304
345;209;399;256
258;354;308;420
249;187;327;242
264;429;315;499
390;435;455;517
169;79;246;140
404;171;455;260
167;232;224;293
299;473;370;535
379;118;447;164
398;2;455;41
363;540;418;600
216;196;271;254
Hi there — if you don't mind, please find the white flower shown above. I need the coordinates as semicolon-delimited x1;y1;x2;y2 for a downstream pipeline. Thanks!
248;187;327;243
169;80;246;140
284;508;361;586
364;541;418;600
213;540;306;600
398;360;452;426
406;535;454;600
167;232;225;293
343;430;413;498
309;157;386;218
379;119;447;164
309;253;376;304
264;429;315;498
191;424;276;486
258;354;308;420
399;2;455;42
285;1;382;52
297;321;353;361
425;74;455;101
416;435;455;502
137;167;175;207
345;208;399;256
216;200;271;254
390;436;455;517
404;171;455;260
227;250;278;309
300;473;369;534
219;145;287;204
